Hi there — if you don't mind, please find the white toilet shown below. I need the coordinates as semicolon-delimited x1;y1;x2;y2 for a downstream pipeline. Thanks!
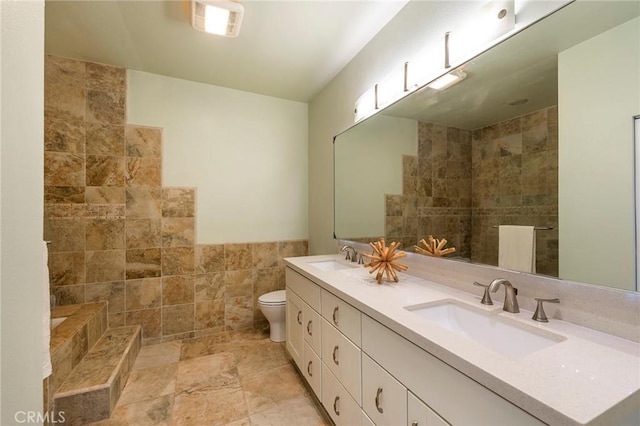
258;290;286;342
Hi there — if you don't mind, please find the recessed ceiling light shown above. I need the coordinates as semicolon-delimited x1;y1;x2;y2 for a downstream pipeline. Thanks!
509;98;528;106
191;0;244;38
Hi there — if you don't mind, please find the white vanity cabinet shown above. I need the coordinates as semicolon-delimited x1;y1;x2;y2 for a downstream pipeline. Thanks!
408;391;449;426
362;352;407;426
361;315;544;426
285;268;322;398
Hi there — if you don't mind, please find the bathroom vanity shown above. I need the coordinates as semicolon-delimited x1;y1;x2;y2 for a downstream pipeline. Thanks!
284;254;640;426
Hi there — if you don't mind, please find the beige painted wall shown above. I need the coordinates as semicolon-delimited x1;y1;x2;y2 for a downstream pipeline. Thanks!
0;0;46;421
558;17;640;290
127;71;309;244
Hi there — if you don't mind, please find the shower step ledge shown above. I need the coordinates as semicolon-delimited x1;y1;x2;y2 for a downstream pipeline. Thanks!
53;325;141;425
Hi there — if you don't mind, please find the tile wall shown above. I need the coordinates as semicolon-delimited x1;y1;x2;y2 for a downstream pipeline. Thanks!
44;55;308;343
385;107;558;276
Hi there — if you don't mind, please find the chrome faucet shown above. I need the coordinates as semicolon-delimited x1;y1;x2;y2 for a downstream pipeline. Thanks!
340;245;357;262
488;278;519;313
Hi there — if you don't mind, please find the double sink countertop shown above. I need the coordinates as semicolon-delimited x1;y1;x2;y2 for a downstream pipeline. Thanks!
284;254;640;426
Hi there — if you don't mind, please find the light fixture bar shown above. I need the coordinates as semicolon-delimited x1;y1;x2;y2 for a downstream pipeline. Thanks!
427;69;467;90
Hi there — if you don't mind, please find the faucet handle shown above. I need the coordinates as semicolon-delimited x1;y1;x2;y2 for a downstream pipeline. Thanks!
473;281;493;305
532;298;560;322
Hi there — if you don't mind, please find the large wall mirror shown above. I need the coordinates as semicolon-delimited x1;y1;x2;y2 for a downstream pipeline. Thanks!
335;1;639;292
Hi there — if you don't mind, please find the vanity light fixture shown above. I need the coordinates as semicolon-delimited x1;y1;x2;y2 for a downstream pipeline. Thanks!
427;69;467;90
191;0;244;37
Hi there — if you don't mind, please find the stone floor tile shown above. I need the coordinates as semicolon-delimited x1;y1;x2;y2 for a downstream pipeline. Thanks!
241;364;309;415
118;363;178;406
133;341;182;371
175;352;240;393
248;396;330;426
171;387;248;426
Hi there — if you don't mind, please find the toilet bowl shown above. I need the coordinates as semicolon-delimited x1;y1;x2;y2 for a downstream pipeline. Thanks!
258;290;286;342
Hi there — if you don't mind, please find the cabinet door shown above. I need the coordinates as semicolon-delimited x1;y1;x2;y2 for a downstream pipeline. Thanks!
286;288;304;370
303;303;322;354
408;391;449;426
286;267;321;311
321;290;361;345
362;352;407;426
321;318;362;403
322;363;362;426
303;341;321;398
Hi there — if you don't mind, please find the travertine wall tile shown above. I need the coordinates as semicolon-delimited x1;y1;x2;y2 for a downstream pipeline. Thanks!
162;218;195;248
50;251;86;286
162;247;194;276
44;56;85;119
195;245;225;273
44;56;309;344
86;90;125;125
125;157;161;187
125;188;162;219
85;281;125;313
162;188;195;218
126;219;162;249
86;123;124;156
45;116;85;153
126;248;162;279
162;276;195;306
126;278;162;310
86;155;125;186
45;152;85;187
86;187;125;204
126;126;162;158
86;219;125;251
162;304;195;335
126;308;161;339
225;244;252;270
194;273;225;302
86;250;125;283
252;243;278;269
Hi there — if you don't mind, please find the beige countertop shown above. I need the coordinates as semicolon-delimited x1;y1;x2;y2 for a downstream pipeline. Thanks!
285;254;640;426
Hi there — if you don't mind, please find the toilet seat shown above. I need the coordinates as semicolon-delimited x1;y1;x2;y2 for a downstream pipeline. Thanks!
258;290;286;305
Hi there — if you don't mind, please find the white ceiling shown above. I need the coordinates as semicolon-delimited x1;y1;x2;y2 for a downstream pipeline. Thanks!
45;0;409;102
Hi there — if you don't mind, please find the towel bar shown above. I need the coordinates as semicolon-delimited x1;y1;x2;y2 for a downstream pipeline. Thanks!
492;226;553;230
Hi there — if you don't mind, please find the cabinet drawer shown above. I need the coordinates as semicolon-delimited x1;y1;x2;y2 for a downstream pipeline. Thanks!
322;363;362;426
303;303;321;354
321;318;362;403
303;341;321;399
285;288;304;370
408;391;449;426
362;352;407;426
321;290;361;346
286;268;321;312
361;315;544;426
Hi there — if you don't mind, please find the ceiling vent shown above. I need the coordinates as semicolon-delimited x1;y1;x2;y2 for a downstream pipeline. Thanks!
191;0;244;38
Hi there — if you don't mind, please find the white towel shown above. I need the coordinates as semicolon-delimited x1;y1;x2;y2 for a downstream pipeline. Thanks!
42;241;52;379
498;225;536;273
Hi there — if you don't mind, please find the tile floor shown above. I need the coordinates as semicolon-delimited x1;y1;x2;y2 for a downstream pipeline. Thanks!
89;330;330;426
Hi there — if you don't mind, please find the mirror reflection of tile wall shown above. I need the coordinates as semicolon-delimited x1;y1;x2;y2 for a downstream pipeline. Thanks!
385;106;558;276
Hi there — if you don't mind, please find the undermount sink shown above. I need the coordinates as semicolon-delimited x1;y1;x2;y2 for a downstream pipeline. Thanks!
309;260;358;271
405;300;565;358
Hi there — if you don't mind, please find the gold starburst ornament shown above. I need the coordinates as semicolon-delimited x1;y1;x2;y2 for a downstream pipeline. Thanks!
415;235;456;257
363;238;408;284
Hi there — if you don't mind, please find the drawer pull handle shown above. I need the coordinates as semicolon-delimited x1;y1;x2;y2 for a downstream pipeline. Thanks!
307;360;313;377
333;396;340;416
375;387;384;414
307;320;312;336
332;345;339;365
332;306;339;326
297;310;302;325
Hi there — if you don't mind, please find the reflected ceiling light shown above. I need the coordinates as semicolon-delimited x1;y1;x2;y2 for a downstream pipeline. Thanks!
191;0;244;37
427;69;467;90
